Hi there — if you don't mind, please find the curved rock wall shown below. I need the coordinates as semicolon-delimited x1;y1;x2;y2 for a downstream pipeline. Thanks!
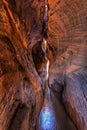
15;0;45;45
0;0;87;130
0;0;44;130
48;0;87;130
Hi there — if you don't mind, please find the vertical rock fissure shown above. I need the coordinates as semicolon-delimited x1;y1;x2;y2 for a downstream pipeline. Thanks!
42;0;49;38
44;0;48;29
40;0;50;91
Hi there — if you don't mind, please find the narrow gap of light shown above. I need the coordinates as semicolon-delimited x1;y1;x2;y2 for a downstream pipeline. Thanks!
42;38;47;52
46;60;50;80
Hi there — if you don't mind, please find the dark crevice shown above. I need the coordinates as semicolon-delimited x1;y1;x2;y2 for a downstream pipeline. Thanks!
32;0;49;75
42;0;48;38
32;41;45;74
7;103;27;130
83;91;87;102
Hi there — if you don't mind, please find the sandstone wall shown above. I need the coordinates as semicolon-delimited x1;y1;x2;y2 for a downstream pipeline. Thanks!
48;0;87;130
0;0;44;130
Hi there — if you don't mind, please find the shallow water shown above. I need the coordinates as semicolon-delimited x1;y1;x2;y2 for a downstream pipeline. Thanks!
38;88;77;130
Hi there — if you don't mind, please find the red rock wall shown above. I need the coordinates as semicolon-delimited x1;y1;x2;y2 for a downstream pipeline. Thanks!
0;0;87;130
48;0;87;130
15;0;45;45
0;0;44;130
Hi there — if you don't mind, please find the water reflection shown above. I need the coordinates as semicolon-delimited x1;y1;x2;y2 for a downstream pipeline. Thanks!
38;88;77;130
39;88;59;130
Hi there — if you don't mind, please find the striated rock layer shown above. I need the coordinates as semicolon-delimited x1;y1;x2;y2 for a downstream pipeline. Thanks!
48;0;87;130
15;0;45;47
0;0;45;130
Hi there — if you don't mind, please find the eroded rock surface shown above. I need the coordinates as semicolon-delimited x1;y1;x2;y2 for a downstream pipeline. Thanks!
15;0;45;46
0;0;44;130
0;0;87;130
48;0;87;130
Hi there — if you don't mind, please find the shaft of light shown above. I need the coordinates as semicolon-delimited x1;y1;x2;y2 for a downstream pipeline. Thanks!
42;38;47;52
46;60;50;80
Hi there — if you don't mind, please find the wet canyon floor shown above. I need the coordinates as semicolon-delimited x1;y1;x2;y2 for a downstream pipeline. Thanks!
38;88;77;130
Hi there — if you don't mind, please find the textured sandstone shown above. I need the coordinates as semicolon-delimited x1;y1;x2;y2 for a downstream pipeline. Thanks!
0;0;87;130
0;0;44;130
15;0;45;47
48;0;87;130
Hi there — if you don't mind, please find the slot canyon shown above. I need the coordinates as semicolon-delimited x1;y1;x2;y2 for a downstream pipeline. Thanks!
0;0;87;130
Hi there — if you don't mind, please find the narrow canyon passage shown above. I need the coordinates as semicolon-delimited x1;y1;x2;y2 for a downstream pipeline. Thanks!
0;0;87;130
38;88;77;130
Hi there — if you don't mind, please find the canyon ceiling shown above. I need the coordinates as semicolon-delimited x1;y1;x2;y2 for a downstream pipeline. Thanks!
0;0;87;130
